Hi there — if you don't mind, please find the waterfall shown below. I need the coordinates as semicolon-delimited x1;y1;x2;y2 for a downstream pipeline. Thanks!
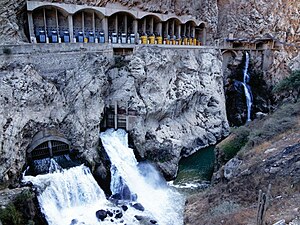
100;129;184;225
23;129;184;225
242;52;253;122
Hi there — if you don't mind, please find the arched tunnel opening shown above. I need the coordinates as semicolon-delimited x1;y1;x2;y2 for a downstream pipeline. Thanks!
25;129;80;176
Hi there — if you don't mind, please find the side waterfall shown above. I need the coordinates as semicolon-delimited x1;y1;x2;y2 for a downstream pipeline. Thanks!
23;129;184;225
241;52;253;122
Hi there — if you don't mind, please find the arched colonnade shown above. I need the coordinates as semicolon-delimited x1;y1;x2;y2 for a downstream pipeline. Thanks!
27;1;207;45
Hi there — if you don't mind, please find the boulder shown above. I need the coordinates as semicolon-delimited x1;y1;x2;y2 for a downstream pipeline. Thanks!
224;158;243;180
132;203;145;211
115;212;123;219
95;210;107;221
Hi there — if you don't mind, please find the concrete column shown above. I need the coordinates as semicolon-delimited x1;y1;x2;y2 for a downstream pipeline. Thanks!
192;26;195;38
202;28;206;45
166;21;169;36
68;14;74;42
92;12;95;36
133;19;138;43
102;17;108;42
177;24;181;38
183;24;186;36
142;18;146;34
124;14;128;34
150;17;154;34
171;20;175;36
43;8;47;35
157;22;162;36
126;103;129;131
133;19;138;34
114;101;118;130
82;11;85;35
55;9;59;33
27;12;35;41
115;15;118;33
48;141;53;158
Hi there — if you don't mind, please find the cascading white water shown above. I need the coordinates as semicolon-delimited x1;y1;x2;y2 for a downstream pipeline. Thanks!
23;129;184;225
23;160;112;225
242;52;253;121
100;129;184;225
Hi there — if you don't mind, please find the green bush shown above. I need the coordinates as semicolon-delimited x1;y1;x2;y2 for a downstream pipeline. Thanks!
0;203;24;225
272;70;300;93
221;126;250;161
0;190;36;225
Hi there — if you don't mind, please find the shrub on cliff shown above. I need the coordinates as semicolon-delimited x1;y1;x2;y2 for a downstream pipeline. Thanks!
0;189;40;225
272;70;300;94
218;126;250;162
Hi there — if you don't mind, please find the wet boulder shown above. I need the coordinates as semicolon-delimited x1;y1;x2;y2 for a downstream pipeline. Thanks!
96;209;107;221
115;212;123;219
133;203;145;211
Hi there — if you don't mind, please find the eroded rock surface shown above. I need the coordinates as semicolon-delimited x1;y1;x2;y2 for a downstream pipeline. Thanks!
0;47;228;185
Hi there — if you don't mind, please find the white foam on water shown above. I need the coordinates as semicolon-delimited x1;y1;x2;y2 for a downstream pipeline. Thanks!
100;129;184;225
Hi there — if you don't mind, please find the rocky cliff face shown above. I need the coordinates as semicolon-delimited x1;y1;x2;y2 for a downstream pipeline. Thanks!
0;47;228;186
0;53;110;186
217;0;300;84
111;47;229;179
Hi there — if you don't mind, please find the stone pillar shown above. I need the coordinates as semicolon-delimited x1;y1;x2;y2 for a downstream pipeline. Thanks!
92;12;95;37
142;18;146;34
55;9;59;33
177;24;181;38
43;8;47;35
102;17;108;42
157;22;162;36
27;12;35;42
192;26;195;38
133;19;138;43
124;14;128;34
171;20;175;36
68;14;74;42
203;28;206;45
115;15;118;33
133;19;138;34
150;17;154;34
166;21;169;37
82;11;85;35
183;24;186;37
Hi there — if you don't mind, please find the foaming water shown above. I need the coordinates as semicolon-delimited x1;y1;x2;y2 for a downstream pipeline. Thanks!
23;161;108;225
23;129;184;225
100;129;184;225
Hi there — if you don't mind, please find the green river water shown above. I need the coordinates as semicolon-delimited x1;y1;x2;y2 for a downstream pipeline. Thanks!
171;146;215;192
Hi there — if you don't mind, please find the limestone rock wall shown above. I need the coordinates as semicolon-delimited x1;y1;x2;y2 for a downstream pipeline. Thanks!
0;53;110;186
0;47;228;185
110;47;229;178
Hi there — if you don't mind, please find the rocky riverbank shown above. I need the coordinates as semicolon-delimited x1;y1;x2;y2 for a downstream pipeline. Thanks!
185;91;300;225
